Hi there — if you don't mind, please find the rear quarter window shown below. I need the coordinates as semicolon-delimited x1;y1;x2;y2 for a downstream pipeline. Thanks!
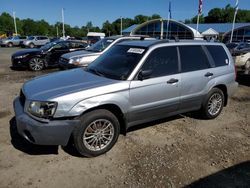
206;45;229;67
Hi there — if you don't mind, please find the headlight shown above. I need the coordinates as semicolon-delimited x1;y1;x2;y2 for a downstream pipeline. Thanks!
27;101;57;119
15;54;29;59
69;57;81;65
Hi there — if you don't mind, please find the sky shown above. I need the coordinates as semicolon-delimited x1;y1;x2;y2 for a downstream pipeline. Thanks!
1;0;250;28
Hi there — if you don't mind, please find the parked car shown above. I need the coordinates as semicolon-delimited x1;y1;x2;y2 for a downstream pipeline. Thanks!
13;40;238;157
22;36;50;48
229;42;250;56
0;36;27;47
59;35;155;69
234;51;250;74
11;40;88;71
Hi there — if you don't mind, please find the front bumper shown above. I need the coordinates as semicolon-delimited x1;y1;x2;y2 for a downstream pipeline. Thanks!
14;97;80;146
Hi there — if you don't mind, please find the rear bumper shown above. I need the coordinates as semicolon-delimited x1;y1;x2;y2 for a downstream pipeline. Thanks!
227;81;238;97
14;97;80;146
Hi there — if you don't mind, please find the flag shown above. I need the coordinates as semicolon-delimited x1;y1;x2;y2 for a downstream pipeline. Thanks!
169;1;172;19
198;0;203;15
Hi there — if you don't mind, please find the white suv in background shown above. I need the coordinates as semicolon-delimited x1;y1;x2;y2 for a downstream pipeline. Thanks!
23;36;50;48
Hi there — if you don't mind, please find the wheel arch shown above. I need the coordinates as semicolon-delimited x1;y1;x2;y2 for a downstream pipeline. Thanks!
79;103;127;135
213;84;228;106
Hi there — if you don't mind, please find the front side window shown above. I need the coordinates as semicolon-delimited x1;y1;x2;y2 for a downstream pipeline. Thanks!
86;38;114;52
141;46;179;78
179;45;210;72
206;45;229;67
87;45;147;80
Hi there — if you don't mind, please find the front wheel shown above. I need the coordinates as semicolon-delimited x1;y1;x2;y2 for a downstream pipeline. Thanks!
7;42;13;47
201;88;224;119
29;57;44;71
73;109;120;157
29;43;35;48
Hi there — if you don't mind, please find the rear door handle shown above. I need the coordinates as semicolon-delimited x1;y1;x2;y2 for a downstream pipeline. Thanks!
167;78;179;84
204;72;213;77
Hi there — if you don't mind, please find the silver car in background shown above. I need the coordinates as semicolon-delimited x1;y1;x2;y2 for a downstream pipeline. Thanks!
22;36;50;48
59;35;155;69
0;36;27;47
14;40;238;157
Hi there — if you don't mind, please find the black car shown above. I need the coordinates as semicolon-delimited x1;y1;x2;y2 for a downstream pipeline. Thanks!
11;40;88;71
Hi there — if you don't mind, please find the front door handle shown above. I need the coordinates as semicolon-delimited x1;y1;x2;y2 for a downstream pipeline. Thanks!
167;78;179;84
205;72;214;77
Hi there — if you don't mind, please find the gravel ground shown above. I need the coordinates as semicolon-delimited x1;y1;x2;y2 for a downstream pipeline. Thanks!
0;47;249;188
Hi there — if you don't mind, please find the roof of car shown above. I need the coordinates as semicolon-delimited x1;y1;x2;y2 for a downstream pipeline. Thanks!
117;39;224;48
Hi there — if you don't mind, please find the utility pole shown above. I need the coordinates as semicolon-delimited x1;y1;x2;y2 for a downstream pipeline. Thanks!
62;8;65;38
13;11;17;35
230;0;239;43
56;26;59;38
120;16;123;35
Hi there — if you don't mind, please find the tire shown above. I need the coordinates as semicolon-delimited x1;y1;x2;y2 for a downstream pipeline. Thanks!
201;88;224;119
29;57;44;71
73;109;120;157
244;60;250;75
7;42;13;47
29;43;35;48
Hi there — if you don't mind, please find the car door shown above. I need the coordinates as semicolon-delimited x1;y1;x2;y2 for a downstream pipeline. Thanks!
129;46;181;125
46;42;70;65
178;45;213;111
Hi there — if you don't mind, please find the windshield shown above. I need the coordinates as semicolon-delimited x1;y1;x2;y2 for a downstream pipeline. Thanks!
86;38;114;52
28;36;34;40
40;42;57;51
87;45;147;80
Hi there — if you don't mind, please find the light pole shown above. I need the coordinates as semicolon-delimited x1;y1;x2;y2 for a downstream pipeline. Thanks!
120;16;123;36
13;11;18;35
62;8;65;38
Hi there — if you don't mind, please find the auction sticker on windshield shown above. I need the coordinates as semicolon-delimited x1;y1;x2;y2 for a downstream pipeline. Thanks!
127;48;145;54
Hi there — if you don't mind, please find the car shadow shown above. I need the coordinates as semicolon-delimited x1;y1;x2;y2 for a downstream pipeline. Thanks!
9;117;59;155
186;161;250;187
237;74;250;87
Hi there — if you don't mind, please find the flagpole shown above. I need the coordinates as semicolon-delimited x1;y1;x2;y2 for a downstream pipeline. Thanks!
196;13;200;35
120;16;123;35
62;8;65;38
230;0;239;43
166;1;171;39
13;11;17;35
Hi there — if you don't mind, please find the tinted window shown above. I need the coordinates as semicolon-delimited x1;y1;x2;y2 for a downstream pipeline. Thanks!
142;46;179;78
206;45;229;67
70;42;87;48
87;45;147;80
179;46;210;72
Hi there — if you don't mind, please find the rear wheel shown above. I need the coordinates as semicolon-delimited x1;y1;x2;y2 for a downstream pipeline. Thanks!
201;88;224;119
7;42;13;47
73;109;120;157
29;57;44;71
29;43;35;48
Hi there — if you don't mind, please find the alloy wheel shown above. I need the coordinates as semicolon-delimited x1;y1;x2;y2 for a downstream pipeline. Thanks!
207;93;223;116
83;119;114;151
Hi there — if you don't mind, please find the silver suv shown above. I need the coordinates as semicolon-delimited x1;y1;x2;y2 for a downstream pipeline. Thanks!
59;35;155;69
14;40;238;157
23;36;50;48
0;36;27;47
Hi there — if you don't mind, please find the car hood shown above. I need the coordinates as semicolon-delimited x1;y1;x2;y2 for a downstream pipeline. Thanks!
22;68;121;101
61;49;101;59
12;49;41;57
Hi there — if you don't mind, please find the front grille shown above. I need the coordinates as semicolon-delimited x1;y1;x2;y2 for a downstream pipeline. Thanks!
19;89;26;107
59;57;69;65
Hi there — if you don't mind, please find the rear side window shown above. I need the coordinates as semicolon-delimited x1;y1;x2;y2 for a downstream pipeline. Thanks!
142;46;179;78
179;45;210;72
206;45;229;67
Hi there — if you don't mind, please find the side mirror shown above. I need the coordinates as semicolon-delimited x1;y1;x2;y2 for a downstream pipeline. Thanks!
138;70;152;81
